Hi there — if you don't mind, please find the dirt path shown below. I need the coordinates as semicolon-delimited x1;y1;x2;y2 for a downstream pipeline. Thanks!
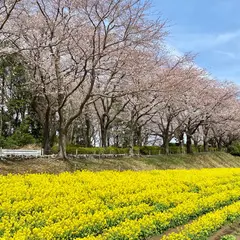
147;224;186;240
148;219;240;240
209;220;240;240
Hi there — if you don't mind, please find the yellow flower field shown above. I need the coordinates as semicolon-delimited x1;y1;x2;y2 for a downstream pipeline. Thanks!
1;169;240;239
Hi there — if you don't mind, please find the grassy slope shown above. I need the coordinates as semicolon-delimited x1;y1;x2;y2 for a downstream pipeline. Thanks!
0;152;240;175
71;152;240;172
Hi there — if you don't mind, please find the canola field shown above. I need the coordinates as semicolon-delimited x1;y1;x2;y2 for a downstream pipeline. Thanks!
1;169;240;239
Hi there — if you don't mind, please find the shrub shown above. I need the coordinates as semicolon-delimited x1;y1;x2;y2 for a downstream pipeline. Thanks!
52;145;189;155
221;235;236;240
52;145;129;155
139;146;161;155
167;145;184;154
51;144;220;156
0;136;6;148
0;133;35;149
9;130;35;147
2;137;18;148
228;141;240;156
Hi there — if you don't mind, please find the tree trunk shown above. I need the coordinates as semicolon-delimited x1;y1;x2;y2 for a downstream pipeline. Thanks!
194;140;198;148
42;107;51;155
162;134;169;154
129;127;134;156
217;137;222;151
85;116;91;147
58;129;67;159
136;125;142;147
186;134;193;154
115;134;119;147
0;105;3;137
43;124;51;155
101;126;107;147
58;108;68;159
203;139;209;152
0;74;5;137
143;135;148;146
164;141;169;155
178;132;184;153
203;126;209;152
50;130;56;148
68;124;75;145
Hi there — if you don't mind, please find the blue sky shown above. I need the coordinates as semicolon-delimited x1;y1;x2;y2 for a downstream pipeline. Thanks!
150;0;240;83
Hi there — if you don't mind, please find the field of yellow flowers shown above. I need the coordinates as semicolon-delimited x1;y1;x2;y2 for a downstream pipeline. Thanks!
1;169;240;239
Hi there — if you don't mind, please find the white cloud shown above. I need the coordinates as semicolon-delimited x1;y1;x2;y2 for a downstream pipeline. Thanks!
215;50;237;59
171;29;240;52
215;30;240;44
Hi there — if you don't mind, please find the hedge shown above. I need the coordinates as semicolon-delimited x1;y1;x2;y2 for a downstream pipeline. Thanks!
51;145;219;155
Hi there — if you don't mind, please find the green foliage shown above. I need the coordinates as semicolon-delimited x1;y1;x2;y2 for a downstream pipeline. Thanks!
136;145;185;155
0;136;7;148
0;118;36;148
52;145;184;155
133;146;161;155
9;118;35;147
209;147;218;152
228;141;240;156
0;137;18;148
0;132;35;149
221;235;236;240
167;145;184;154
51;144;220;155
52;145;129;155
0;54;36;140
9;130;35;147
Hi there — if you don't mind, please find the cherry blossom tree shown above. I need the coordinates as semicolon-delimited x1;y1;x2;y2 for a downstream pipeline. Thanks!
149;57;197;154
0;0;21;30
1;0;240;158
3;0;166;158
